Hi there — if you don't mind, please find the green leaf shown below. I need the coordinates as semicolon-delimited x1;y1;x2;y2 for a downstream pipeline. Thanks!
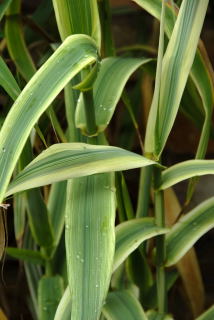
165;197;214;266
13;192;26;241
66;173;116;320
0;0;12;21
159;160;214;190
48;181;67;248
0;211;5;261
6;143;155;196
38;275;64;320
0;34;98;204
146;310;174;320
195;305;214;320
102;290;147;320
138;0;210;158
52;0;101;47
5;8;36;81
76;57;151;134
114;218;168;272
54;287;71;320
0;57;21;100
6;247;45;265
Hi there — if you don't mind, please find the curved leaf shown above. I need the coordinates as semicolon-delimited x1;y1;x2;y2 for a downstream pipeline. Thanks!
160;160;214;190
0;34;98;204
165;197;214;266
76;57;151;134
6;143;155;196
114;218;168;272
102;290;147;320
54;287;71;320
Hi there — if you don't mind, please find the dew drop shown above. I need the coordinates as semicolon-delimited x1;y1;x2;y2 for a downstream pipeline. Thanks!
95;284;99;288
85;225;89;229
76;255;80;259
2;147;6;153
80;258;84;263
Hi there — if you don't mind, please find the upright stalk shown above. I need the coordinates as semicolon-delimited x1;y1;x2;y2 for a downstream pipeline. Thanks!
82;89;97;137
154;166;166;314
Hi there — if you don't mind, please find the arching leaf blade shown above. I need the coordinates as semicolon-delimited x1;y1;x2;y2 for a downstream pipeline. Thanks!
114;218;168;272
0;34;98;204
165;197;214;266
75;57;152;133
160;160;214;190
6;143;155;196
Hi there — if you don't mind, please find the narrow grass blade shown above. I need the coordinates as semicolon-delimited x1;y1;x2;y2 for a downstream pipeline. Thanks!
48;181;67;248
0;57;21;100
53;0;101;47
76;57;151;134
5;2;36;81
38;275;64;320
54;287;71;320
137;0;210;157
102;290;147;320
0;0;12;21
160;160;214;190
0;34;98;204
165;197;214;266
196;306;214;320
66;173;116;320
113;218;168;272
6;247;45;265
6;143;155;196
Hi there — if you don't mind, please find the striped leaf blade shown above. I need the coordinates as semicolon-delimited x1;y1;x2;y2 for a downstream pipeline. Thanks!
52;0;101;47
102;290;147;320
160;160;214;190
165;197;214;266
141;0;210;157
0;34;98;204
66;173;116;320
6;143;155;196
114;218;168;272
75;57;152;134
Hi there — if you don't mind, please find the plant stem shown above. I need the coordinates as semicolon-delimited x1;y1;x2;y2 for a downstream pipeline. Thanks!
154;166;166;314
82;89;97;137
136;166;153;218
